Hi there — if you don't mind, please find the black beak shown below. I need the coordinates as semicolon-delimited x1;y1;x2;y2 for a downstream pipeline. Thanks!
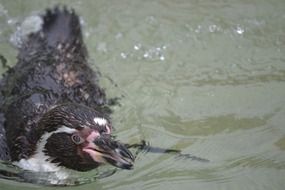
93;135;135;170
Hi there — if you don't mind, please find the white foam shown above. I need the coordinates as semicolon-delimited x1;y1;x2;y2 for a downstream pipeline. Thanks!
10;15;43;48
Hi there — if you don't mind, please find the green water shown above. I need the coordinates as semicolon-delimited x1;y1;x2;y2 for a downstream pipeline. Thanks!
0;0;285;189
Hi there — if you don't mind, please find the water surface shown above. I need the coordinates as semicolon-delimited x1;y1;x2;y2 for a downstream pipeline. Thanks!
0;0;285;189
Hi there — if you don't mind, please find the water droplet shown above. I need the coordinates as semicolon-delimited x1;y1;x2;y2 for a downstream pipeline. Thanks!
7;19;14;25
134;43;141;50
120;52;127;59
195;25;202;33
235;26;245;34
160;55;165;61
143;52;149;58
209;24;220;33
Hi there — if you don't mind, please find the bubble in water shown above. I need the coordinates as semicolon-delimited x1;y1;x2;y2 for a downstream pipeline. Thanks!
209;24;220;33
195;25;202;33
7;18;17;25
124;43;167;62
143;52;149;58
134;43;141;50
160;55;165;61
235;26;245;34
120;52;127;59
97;42;107;53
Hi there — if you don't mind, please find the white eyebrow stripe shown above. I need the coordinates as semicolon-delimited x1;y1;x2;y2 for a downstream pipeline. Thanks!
52;126;77;134
93;117;107;126
37;126;76;155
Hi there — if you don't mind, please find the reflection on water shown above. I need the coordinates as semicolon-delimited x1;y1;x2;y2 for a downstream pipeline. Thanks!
0;0;285;190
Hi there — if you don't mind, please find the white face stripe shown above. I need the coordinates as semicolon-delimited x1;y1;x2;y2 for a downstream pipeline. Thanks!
14;126;77;173
33;126;77;163
38;126;77;152
36;126;77;155
93;117;107;126
52;126;77;134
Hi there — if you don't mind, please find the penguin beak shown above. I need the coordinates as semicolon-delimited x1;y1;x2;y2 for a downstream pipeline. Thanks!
83;134;134;169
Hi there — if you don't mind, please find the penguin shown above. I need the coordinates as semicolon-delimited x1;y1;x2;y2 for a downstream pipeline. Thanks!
0;6;134;177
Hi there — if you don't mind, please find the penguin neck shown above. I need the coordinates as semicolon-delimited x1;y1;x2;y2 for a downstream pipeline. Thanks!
15;126;76;172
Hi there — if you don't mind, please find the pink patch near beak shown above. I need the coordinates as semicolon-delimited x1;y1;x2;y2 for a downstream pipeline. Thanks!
83;131;104;163
86;131;100;142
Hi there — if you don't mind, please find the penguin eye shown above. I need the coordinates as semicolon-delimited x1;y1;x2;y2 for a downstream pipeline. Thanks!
71;134;84;145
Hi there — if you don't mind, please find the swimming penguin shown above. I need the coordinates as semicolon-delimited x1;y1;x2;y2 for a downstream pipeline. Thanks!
0;7;134;177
